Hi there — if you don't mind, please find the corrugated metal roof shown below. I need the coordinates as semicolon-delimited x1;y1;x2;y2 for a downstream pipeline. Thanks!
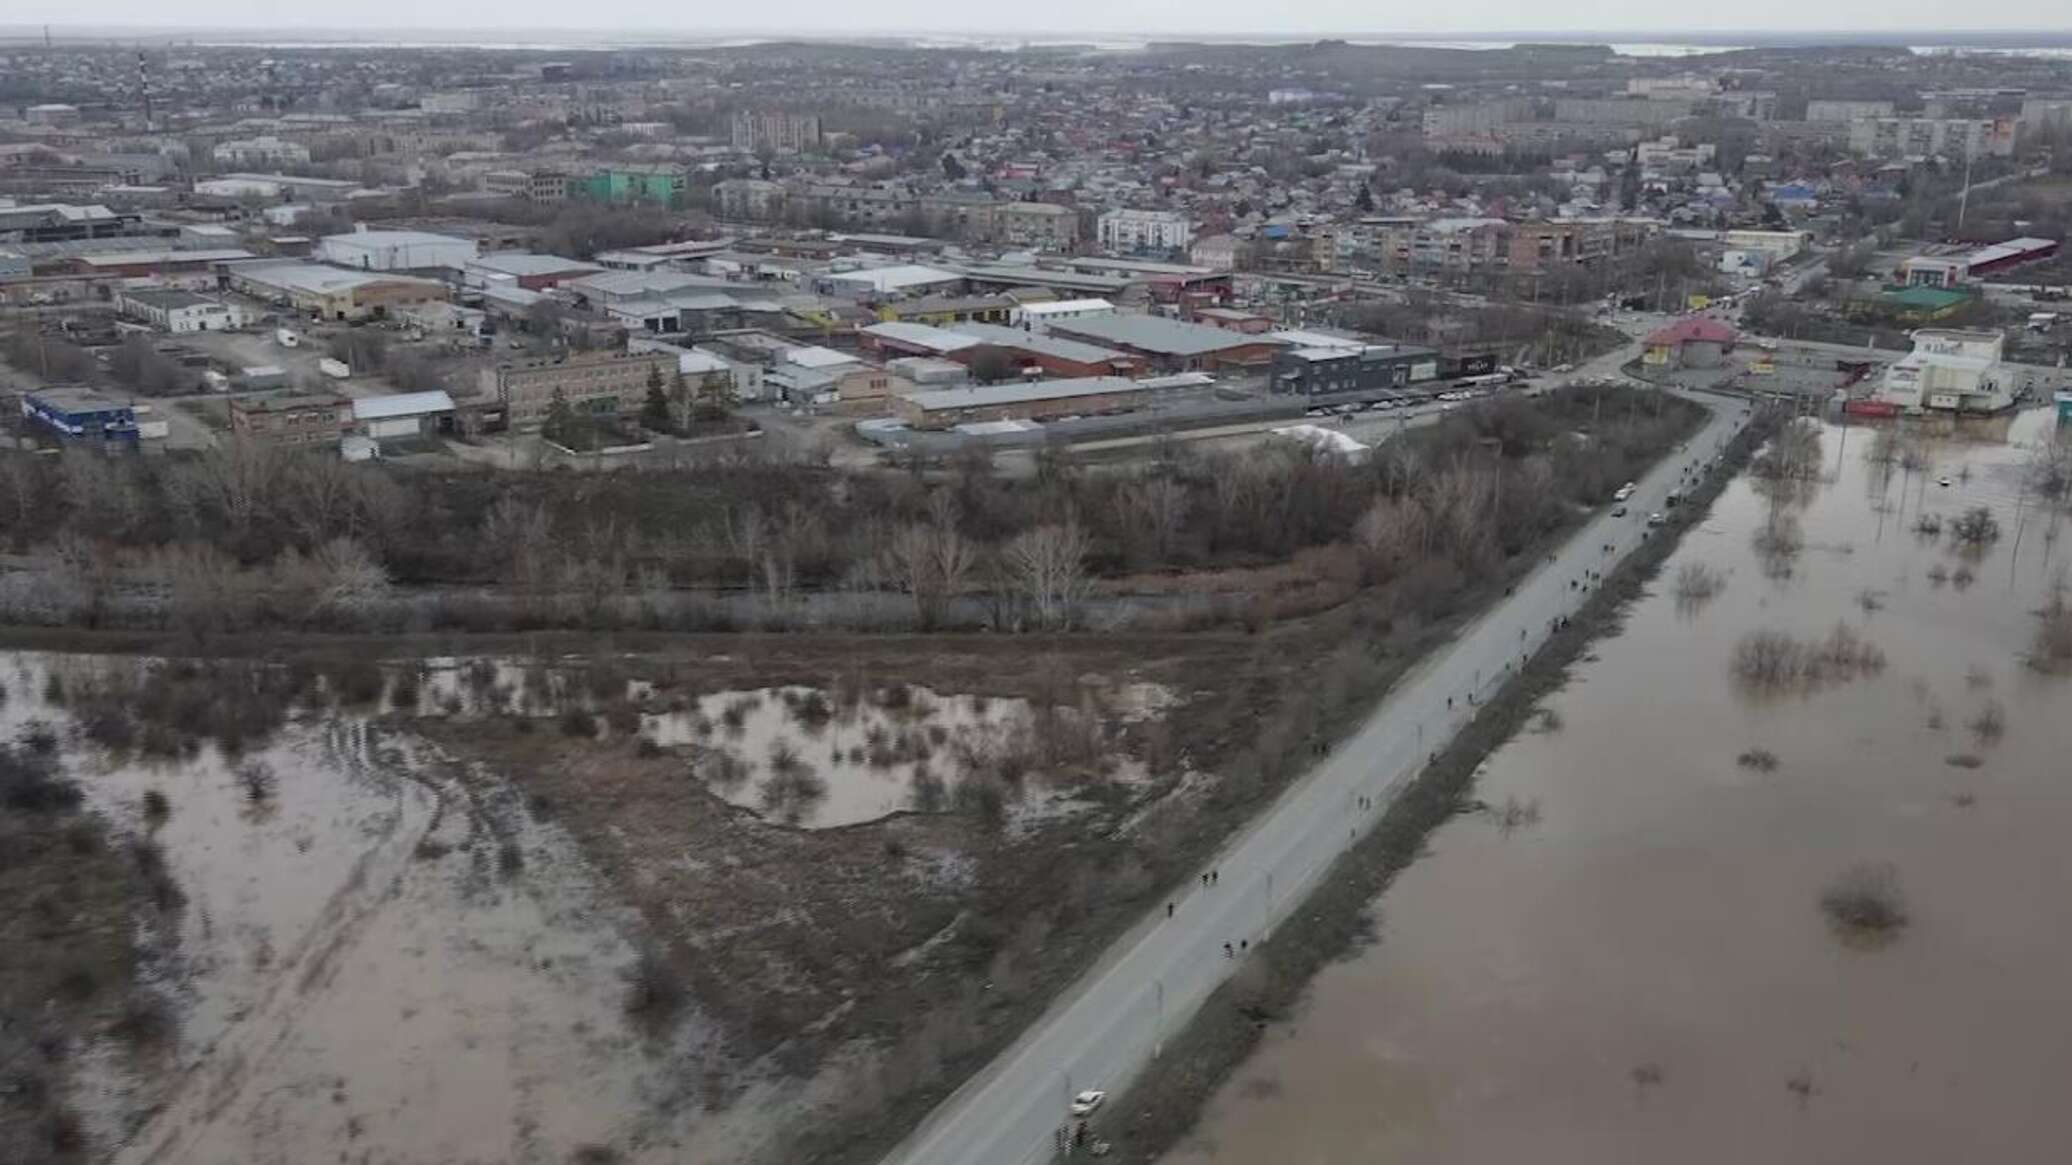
1048;313;1284;357
950;323;1133;366
353;391;455;420
862;321;980;353
903;376;1147;412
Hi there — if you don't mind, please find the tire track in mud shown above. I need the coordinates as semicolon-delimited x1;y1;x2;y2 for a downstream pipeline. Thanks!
115;721;450;1165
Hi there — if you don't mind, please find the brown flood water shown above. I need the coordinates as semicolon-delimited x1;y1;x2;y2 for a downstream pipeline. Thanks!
1166;409;2072;1165
4;655;761;1164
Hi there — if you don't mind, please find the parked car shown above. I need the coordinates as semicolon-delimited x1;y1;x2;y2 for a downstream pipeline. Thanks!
1071;1090;1107;1118
1646;512;1666;527
1612;505;1628;517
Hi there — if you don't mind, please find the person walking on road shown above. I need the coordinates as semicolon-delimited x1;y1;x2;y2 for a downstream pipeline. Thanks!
1224;942;1233;958
1166;902;1174;918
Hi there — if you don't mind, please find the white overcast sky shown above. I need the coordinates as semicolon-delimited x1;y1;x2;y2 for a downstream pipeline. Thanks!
2;2;2063;38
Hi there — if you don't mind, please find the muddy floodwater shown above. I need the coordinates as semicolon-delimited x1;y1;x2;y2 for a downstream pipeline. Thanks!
5;654;730;1165
1167;409;2072;1164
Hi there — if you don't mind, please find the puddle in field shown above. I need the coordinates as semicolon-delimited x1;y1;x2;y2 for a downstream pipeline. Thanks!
645;684;1131;827
1165;409;2072;1165
4;653;725;1165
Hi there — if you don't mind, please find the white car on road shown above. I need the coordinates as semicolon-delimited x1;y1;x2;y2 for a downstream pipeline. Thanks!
1070;1090;1106;1118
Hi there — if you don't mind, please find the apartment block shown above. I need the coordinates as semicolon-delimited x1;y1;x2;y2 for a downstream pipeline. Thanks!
1096;208;1194;254
1847;117;2016;160
730;110;822;154
995;202;1080;250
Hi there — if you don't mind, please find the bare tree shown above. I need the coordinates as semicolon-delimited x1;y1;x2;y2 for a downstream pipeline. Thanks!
567;517;634;626
152;542;259;636
41;530;125;627
1002;522;1091;631
482;496;556;618
312;536;390;620
879;502;976;629
1123;476;1190;567
1351;495;1425;583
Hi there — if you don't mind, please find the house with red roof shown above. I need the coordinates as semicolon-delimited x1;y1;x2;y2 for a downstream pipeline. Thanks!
1642;316;1738;369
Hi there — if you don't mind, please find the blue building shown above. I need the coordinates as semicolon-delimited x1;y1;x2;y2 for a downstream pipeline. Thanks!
22;387;140;443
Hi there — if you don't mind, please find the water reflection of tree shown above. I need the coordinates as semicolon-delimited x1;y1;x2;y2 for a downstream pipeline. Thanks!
1752;501;1806;580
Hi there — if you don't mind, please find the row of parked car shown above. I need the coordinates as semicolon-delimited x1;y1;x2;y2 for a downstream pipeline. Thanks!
1300;382;1511;421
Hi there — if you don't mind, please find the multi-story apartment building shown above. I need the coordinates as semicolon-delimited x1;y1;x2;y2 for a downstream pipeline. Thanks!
918;193;1000;241
1096;208;1194;255
483;168;572;202
715;178;788;221
576;164;688;207
1421;99;1527;138
1806;99;1895;123
476;350;676;431
1553;98;1695;127
799;182;913;228
1407;217;1510;273
211;135;311;168
1322;215;1657;279
995;201;1080;250
1505;218;1657;274
730;110;822;154
2017;97;2072;139
1634;137;1718;171
1847;117;2016;160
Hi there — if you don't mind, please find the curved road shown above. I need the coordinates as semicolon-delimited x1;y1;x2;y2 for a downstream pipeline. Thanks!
882;385;1753;1165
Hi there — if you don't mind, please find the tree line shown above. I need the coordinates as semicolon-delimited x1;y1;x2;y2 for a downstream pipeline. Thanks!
0;386;1701;636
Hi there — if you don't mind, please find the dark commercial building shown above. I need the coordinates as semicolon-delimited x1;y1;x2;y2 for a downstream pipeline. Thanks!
1270;342;1439;397
22;386;140;442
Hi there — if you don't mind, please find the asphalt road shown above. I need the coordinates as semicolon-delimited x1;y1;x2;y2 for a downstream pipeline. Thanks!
882;388;1751;1165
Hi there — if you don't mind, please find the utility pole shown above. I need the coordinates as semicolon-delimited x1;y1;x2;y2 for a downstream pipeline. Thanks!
1956;150;1975;235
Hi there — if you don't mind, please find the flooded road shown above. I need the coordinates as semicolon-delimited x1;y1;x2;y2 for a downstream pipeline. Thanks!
1166;409;2072;1164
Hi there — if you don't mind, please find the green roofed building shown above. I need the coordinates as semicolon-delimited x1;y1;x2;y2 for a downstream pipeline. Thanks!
1860;284;1973;323
574;164;689;208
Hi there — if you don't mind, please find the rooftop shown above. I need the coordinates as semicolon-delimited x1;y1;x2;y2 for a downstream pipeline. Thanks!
1017;298;1116;316
1645;316;1738;346
321;228;473;249
79;248;253;267
1877;286;1972;311
862;321;981;354
903;375;1148;413
120;288;217;310
467;252;603;278
784;345;861;370
353;391;456;420
951;323;1137;366
823;264;966;293
232;390;350;415
1049;313;1285;357
29;386;130;414
231;261;439;295
959;264;1134;295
